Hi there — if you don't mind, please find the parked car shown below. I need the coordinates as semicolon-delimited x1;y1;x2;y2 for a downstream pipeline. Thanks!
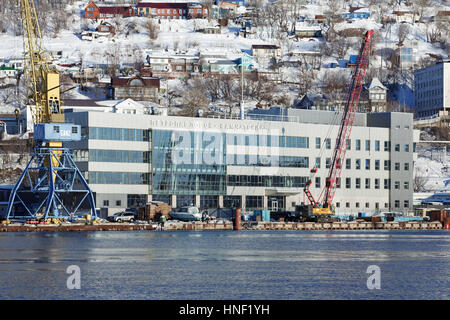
107;211;136;223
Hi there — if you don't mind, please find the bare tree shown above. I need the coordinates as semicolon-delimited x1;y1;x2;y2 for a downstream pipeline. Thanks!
146;18;159;40
413;173;429;192
414;0;432;23
180;79;210;117
397;24;409;45
200;0;214;21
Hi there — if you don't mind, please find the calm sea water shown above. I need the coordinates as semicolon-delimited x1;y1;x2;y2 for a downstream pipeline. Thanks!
0;230;448;300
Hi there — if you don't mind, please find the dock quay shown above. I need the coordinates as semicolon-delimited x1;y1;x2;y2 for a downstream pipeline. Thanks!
162;220;444;231
0;223;157;232
0;220;444;232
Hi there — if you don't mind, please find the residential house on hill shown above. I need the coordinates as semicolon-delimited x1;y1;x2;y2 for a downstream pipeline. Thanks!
84;1;135;19
252;44;282;59
342;9;370;20
436;11;450;23
294;21;322;38
216;0;245;6
136;2;208;19
111;75;160;102
366;77;388;112
392;10;418;23
146;51;201;79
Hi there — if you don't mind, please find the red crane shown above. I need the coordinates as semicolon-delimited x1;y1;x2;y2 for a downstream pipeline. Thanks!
303;30;374;215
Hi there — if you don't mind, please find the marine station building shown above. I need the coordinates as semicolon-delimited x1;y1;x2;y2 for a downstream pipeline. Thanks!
63;106;419;216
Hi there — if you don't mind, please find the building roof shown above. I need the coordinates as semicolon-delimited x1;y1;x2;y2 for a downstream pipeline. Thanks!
99;6;133;14
63;99;104;107
111;76;160;87
252;44;280;49
137;2;188;9
437;11;450;16
368;77;388;91
295;21;322;31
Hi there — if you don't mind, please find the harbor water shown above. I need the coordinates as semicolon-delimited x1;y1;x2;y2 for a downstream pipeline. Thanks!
0;230;448;300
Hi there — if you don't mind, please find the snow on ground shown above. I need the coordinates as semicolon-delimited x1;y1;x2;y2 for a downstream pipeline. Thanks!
415;147;449;192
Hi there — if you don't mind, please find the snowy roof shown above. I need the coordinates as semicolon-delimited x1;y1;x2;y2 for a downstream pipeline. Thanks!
295;21;322;31
114;98;145;110
368;77;388;91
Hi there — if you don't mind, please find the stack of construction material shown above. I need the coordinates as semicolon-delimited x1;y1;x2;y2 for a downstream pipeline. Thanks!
143;202;172;221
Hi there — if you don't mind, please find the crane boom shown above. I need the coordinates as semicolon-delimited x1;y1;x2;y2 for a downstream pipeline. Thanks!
303;30;374;212
20;0;63;125
322;30;374;207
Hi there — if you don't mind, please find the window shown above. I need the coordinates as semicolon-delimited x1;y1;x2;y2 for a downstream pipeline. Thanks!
355;159;361;170
365;140;370;151
116;200;121;206
394;181;400;189
384;179;390;189
375;160;380;170
365;159;370;170
315;137;321;149
315;157;321;168
346;178;351;189
336;202;340;208
375;140;380;151
325;138;331;149
356;202;360;208
395;162;400;170
404;144;410;152
355;178;361;189
326;158;331;169
384;160;390;171
395;144;400;152
346;139;351;150
384;141;390;151
365;178;370;189
404;200;409;208
346;202;350;208
365;202;370;208
103;200;109;206
404;182;409;190
395;200;400;208
356;139;361;150
315;177;320;188
346;158;351;170
404;163;409;171
375;178;380;189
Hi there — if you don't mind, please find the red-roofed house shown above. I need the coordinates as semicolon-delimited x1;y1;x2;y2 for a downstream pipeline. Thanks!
85;1;135;19
436;11;450;23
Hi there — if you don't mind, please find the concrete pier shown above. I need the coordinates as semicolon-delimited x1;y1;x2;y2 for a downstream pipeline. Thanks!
0;220;443;232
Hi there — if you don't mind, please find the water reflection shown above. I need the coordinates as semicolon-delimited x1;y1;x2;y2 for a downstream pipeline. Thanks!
0;230;448;299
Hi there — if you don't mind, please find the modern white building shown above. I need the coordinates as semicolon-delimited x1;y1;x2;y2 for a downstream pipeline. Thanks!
414;60;449;118
65;107;419;216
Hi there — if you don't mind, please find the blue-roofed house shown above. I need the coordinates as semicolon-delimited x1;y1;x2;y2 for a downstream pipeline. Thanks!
342;9;370;20
346;54;359;67
216;0;245;6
